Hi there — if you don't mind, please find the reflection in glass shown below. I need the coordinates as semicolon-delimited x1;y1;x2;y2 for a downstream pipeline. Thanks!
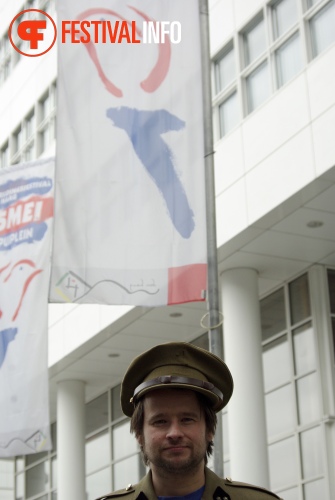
86;467;111;500
265;385;295;437
112;385;123;421
215;46;236;94
86;392;109;435
219;92;239;137
112;421;138;461
113;455;140;491
272;0;298;39
26;462;49;498
268;437;298;490
263;335;290;392
16;472;24;500
300;427;323;478
243;18;266;66
296;373;320;425
86;431;110;474
246;61;271;112
289;274;310;325
276;33;302;87
261;288;286;341
293;323;315;376
310;0;335;57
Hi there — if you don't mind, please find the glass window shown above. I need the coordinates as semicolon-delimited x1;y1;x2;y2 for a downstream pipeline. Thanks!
265;384;296;436
268;436;298;490
0;143;9;169
304;478;326;500
310;0;335;58
296;373;320;425
0;459;14;492
112;421;138;461
263;335;291;392
289;274;311;325
112;385;123;421
272;0;298;39
243;17;266;66
26;112;35;140
327;269;335;314
113;455;140;491
246;61;271;112
278;487;299;500
293;323;316;376
86;392;109;435
219;92;239;137
26;462;49;498
261;288;286;340
86;467;111;500
86;431;110;474
300;426;323;478
51;457;57;489
26;450;48;466
276;33;303;87
215;46;236;94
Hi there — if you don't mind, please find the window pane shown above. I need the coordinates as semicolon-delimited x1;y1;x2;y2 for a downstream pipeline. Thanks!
327;269;335;314
246;61;271;112
268;437;298;490
219;92;239;137
289;274;310;325
276;33;302;87
0;460;14;499
278;487;299;500
296;373;320;425
86;431;110;474
215;46;236;93
51;457;57;489
86;467;111;500
26;462;49;498
300;426;323;478
113;455;140;491
304;478;326;500
244;18;266;66
263;335;291;392
293;323;315;375
265;384;296;436
86;392;108;435
272;0;298;39
310;0;335;58
112;385;123;421
261;288;286;340
112;421;138;461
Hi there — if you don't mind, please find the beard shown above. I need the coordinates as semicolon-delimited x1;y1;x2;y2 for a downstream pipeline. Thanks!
141;439;207;475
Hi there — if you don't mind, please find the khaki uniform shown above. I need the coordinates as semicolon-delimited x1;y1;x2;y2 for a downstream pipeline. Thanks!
96;467;283;500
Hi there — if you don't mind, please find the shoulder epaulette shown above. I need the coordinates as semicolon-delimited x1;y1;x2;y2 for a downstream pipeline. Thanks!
96;484;136;500
223;477;282;499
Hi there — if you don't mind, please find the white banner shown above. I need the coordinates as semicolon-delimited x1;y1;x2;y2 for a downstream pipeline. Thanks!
50;0;207;306
0;158;54;457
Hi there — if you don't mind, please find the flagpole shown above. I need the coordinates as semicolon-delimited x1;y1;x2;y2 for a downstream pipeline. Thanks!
199;0;224;477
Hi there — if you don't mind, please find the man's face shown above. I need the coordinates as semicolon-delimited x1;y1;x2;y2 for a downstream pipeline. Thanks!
137;388;213;475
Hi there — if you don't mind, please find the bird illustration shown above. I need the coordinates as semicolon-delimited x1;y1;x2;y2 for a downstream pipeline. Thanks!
0;259;42;368
106;106;195;239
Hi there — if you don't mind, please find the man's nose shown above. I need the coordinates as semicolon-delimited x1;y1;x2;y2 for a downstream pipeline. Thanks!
166;421;184;439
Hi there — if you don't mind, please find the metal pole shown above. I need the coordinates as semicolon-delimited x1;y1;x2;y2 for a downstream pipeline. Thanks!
199;0;224;478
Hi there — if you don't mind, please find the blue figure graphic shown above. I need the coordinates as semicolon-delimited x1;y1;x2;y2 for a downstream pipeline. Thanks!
106;107;195;238
0;328;17;368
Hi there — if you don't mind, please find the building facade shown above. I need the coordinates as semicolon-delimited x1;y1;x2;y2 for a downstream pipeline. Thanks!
0;0;335;499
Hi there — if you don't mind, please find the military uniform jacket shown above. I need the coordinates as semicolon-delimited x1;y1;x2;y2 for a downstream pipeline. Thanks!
96;467;283;500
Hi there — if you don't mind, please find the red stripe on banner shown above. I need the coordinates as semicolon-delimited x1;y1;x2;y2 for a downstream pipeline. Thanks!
168;264;207;305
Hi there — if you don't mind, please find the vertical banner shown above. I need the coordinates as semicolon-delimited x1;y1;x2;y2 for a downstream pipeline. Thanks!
0;158;54;457
50;0;207;306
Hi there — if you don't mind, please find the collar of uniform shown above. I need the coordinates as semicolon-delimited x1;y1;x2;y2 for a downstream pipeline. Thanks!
133;470;157;500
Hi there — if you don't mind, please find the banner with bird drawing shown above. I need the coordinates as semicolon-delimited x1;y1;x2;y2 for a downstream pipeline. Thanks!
0;158;54;457
50;0;207;306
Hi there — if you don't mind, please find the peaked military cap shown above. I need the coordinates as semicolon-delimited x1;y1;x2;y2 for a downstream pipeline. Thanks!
121;342;234;417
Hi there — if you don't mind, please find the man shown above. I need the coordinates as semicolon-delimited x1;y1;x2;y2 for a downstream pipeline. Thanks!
97;342;282;500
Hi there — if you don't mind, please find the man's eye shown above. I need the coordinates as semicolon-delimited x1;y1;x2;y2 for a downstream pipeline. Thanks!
153;419;166;425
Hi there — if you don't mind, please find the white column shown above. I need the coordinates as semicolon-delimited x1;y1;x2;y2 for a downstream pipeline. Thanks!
57;380;86;500
221;268;269;487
